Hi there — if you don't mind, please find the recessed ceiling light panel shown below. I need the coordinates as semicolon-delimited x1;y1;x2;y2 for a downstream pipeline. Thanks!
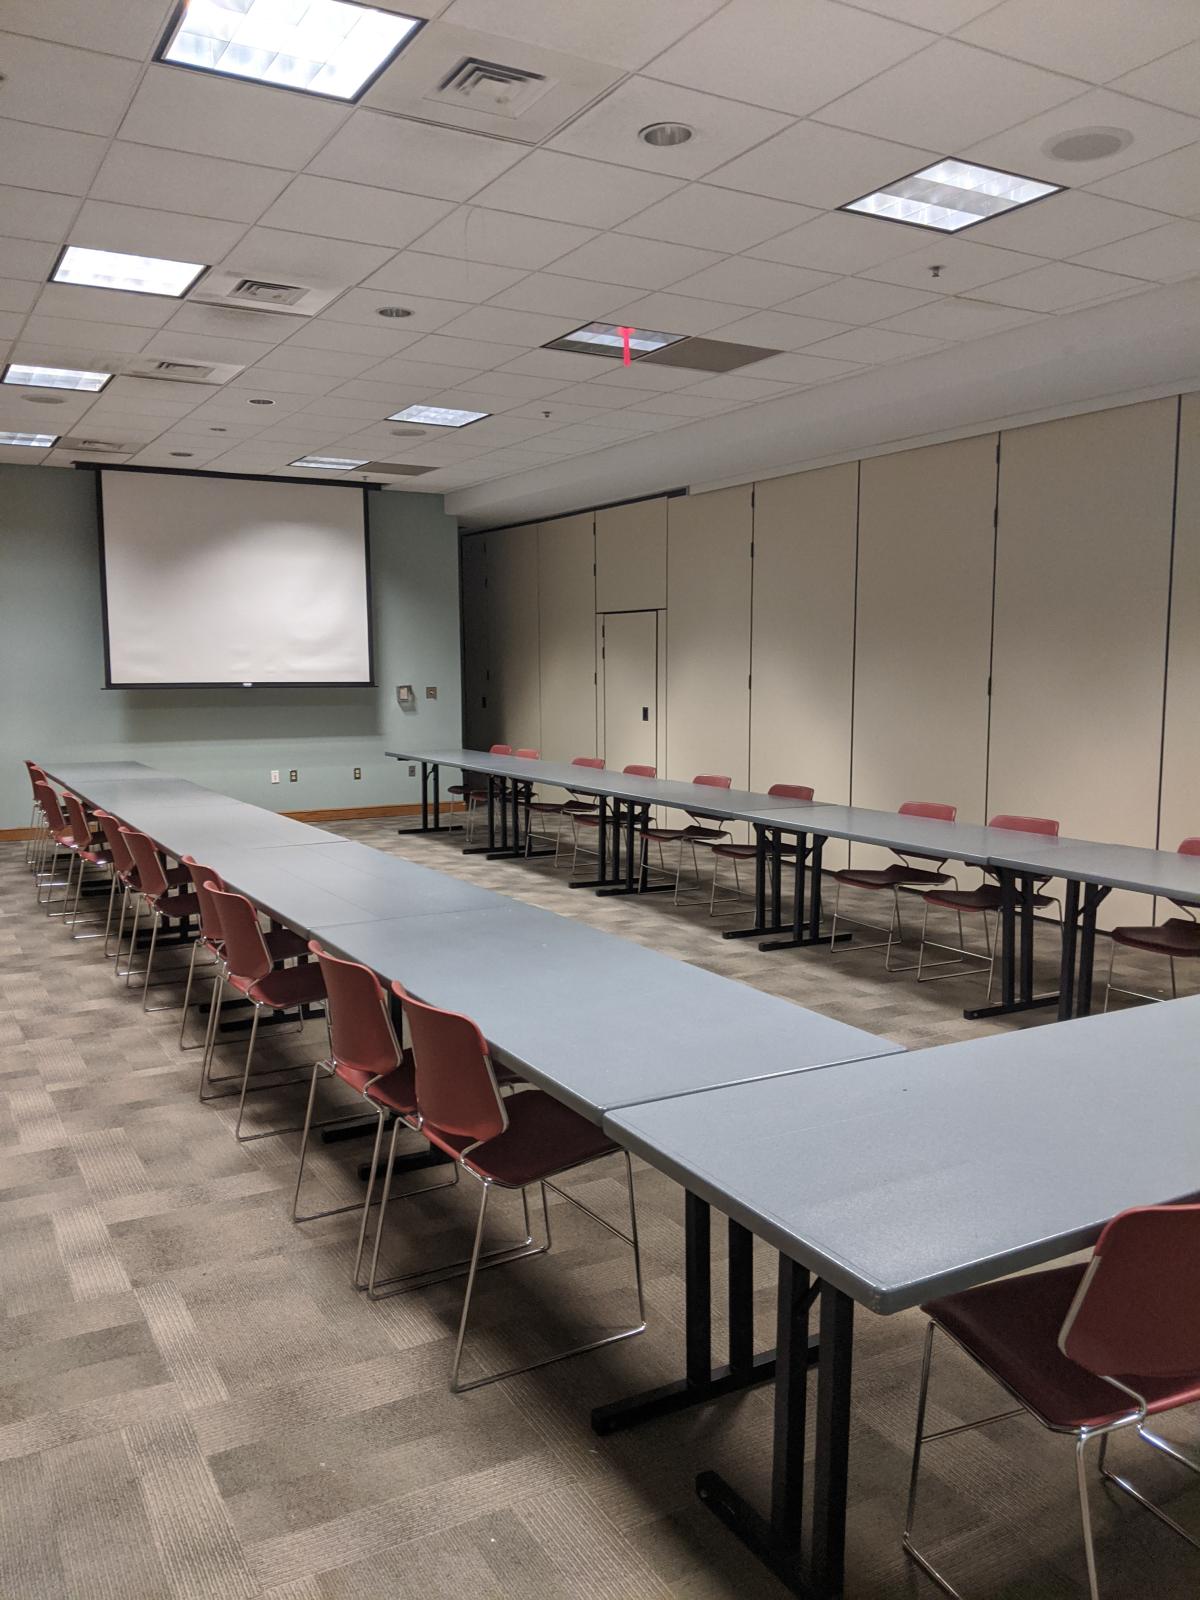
158;0;423;102
0;431;58;448
290;454;370;470
52;245;207;297
3;363;112;393
389;405;489;428
842;159;1061;233
545;321;687;359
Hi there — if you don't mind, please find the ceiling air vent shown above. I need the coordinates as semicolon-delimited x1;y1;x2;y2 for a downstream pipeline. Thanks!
364;461;438;476
60;435;126;453
190;269;342;318
229;278;309;307
428;57;551;118
122;357;245;386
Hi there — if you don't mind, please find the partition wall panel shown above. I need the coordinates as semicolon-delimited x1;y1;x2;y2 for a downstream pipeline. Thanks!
460;533;490;750
486;521;541;753
1156;393;1198;867
989;401;1177;927
666;487;753;795
596;498;667;612
852;435;997;875
537;513;597;766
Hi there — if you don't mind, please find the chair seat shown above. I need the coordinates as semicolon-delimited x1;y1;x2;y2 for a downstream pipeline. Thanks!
833;864;948;890
712;841;796;860
926;1263;1200;1433
642;824;728;842
341;1049;417;1116
77;847;110;866
1111;918;1200;958
265;927;308;961
461;1089;616;1188
146;889;201;921
922;885;1054;914
241;961;326;1010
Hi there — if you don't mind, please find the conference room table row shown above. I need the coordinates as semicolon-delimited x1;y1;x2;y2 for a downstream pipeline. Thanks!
388;745;1200;1024
37;758;1200;1599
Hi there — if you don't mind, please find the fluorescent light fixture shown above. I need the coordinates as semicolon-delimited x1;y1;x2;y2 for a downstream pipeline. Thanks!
52;245;207;297
389;404;489;428
158;0;424;102
0;431;58;447
545;321;687;359
842;160;1061;233
3;362;112;393
290;454;369;470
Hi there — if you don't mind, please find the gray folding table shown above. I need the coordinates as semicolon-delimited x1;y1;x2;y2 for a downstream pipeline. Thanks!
603;995;1200;1598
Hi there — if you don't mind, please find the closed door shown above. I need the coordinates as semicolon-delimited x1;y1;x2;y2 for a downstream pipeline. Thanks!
600;611;658;774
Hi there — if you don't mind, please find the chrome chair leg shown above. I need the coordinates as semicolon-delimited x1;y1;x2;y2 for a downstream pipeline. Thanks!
1076;1434;1101;1600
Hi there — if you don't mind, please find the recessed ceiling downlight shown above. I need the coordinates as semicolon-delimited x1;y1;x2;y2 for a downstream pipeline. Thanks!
639;122;694;147
1042;127;1132;163
377;305;413;318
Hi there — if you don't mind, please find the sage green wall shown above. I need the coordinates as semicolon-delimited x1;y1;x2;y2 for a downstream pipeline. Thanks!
0;465;461;829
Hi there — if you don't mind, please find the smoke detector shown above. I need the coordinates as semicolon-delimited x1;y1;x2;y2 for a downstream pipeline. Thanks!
1043;126;1132;163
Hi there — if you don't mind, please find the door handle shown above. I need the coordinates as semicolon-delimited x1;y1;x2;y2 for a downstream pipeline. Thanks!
642;706;649;720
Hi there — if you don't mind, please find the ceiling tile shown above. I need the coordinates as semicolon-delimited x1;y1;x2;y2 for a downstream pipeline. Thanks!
361;253;525;302
308;111;524;202
963;91;1200;189
226;367;340;395
709;122;938;209
319;287;468;332
163;302;297;346
33;282;180;327
0;120;107;197
119;65;351;170
90;144;291;228
436;305;578;345
860;238;1044;292
1084;144;1200;215
219;229;394;288
405;208;596;270
253;344;384;379
68;200;246;266
956;0;1200;83
0;238;58;282
847;0;996;25
548;77;791;178
325;378;429;404
967;189;1170;257
971;260;1149;309
1113;42;1200;119
703;307;852;347
0;277;40;315
141;328;276;366
358;355;486;386
1071;220;1200;281
804;326;945;362
399;333;528;369
666;257;835;306
747;210;929;274
604;291;758;335
0;31;140;136
0;185;79;244
589;362;707;391
442;0;727;72
448;370;571;401
541;382;642;409
647;0;931;116
876;297;1046;338
284;319;424;357
813;39;1083;152
676;373;795;400
469;152;683;228
544;235;722;290
254;177;455;251
507;399;618;423
21;314;156;355
487;273;632;319
496;349;616;380
2;0;170;57
620;390;738;414
742;350;862;383
777;278;939;323
617;186;818;252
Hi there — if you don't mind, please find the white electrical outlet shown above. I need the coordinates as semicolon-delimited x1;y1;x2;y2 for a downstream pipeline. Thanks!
270;769;280;784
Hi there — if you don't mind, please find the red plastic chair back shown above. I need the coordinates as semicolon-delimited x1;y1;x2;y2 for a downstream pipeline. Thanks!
1179;838;1200;856
572;756;604;769
1060;1204;1200;1379
25;760;47;797
687;772;731;824
901;801;957;823
182;857;225;944
489;744;512;755
121;829;168;901
62;793;94;852
310;942;401;1077
989;813;1059;836
94;811;134;879
624;764;656;778
205;884;272;985
769;783;814;802
393;984;506;1146
515;748;539;759
34;782;67;835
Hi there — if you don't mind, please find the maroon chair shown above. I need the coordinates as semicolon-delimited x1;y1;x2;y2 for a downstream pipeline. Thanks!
915;814;1062;995
120;828;200;1010
828;800;959;968
32;781;76;915
92;810;187;971
708;782;815;915
388;983;644;1391
204;883;325;1140
570;763;657;874
449;743;512;841
640;773;733;903
904;1203;1200;1599
1104;837;1200;1008
524;755;605;863
60;792;111;940
23;760;49;873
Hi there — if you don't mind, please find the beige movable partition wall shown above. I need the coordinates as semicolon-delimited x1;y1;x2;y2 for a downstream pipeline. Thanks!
853;435;997;873
990;401;1177;927
537;513;597;768
1156;395;1198;869
486;522;541;752
666;487;753;797
460;533;490;749
750;465;857;812
596;498;667;612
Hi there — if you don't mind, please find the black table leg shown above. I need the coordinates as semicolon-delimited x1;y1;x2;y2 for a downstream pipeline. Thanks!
399;760;454;835
723;824;779;938
596;799;672;896
1058;877;1080;1020
759;834;846;952
1076;883;1108;1018
964;868;1061;1021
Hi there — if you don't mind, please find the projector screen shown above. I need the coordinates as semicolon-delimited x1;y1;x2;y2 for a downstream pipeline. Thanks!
97;469;374;687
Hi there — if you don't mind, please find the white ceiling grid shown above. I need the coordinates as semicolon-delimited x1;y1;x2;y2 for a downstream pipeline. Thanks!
0;0;1196;512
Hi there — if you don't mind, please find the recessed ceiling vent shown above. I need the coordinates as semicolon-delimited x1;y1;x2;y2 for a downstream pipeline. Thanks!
122;357;245;385
229;278;309;307
190;269;341;318
60;435;126;453
365;461;438;476
429;57;551;118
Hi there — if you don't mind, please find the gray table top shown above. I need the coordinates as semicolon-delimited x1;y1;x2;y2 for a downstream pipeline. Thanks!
38;760;162;785
733;802;1002;866
606;995;1200;1315
310;900;901;1123
985;834;1200;902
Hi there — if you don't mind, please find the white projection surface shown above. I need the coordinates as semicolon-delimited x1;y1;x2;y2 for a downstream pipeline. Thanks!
99;471;373;686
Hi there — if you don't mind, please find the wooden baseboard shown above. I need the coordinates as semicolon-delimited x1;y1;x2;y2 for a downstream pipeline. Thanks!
0;827;37;841
1;802;464;841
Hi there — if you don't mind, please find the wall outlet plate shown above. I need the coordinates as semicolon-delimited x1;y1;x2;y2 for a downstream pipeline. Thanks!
425;685;437;699
396;685;414;705
270;769;280;783
353;767;361;780
289;769;298;782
